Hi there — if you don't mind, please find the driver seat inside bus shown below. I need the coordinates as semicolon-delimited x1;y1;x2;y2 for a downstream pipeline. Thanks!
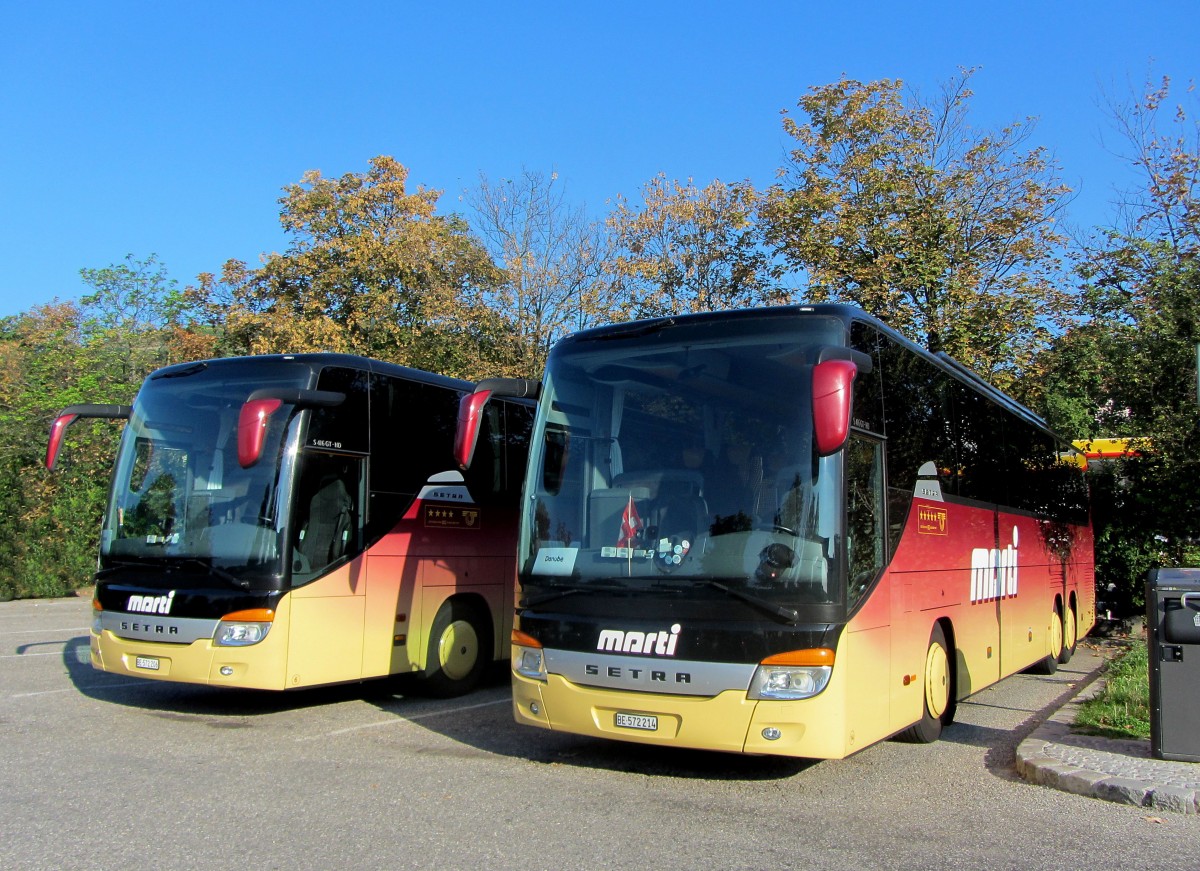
296;474;353;570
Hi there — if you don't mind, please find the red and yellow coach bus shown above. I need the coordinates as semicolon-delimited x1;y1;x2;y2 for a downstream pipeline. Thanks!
47;354;532;695
456;305;1094;758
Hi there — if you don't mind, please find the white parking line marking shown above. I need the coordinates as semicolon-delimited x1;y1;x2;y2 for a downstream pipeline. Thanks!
1;650;69;658
297;697;509;740
9;680;148;698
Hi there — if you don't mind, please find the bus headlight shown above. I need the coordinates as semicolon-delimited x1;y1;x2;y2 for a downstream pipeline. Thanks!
747;648;834;700
214;609;275;647
512;628;546;681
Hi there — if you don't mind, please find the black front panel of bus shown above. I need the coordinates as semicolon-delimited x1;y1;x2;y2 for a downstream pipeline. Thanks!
97;584;286;619
518;608;842;665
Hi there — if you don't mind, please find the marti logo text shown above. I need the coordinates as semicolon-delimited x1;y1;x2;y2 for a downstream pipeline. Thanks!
596;623;681;656
126;591;176;615
970;527;1019;604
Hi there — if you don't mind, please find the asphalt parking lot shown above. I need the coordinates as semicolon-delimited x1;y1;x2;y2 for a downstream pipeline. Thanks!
4;593;1199;871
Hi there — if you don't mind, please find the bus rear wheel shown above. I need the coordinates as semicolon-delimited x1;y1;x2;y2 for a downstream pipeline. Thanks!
897;624;954;743
1058;601;1077;664
1029;605;1063;675
418;600;491;698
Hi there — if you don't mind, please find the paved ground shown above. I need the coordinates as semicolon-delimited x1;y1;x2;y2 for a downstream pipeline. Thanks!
6;594;1200;870
1016;648;1200;814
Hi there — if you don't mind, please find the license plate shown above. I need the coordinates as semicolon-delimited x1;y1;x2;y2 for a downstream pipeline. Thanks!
134;656;160;671
615;712;658;731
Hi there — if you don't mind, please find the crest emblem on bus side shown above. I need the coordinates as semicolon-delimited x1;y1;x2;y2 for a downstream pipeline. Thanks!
918;505;948;535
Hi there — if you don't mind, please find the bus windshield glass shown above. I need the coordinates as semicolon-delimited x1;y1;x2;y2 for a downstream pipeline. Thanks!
523;314;847;610
99;360;313;589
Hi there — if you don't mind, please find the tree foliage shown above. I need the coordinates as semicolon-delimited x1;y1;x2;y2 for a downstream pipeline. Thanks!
1041;76;1200;612
6;77;1197;604
763;71;1072;391
191;156;512;379
608;174;785;319
466;169;615;374
0;253;215;599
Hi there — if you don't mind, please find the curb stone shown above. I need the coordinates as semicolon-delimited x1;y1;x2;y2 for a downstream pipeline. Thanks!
1015;677;1200;814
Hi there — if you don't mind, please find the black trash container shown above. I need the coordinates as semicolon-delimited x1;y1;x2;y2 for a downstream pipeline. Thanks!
1146;567;1200;762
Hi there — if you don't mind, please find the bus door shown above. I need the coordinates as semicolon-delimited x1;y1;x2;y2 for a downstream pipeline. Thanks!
285;368;370;687
842;433;893;749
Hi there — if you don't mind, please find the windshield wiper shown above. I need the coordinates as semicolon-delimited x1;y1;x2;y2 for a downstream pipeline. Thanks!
519;582;638;609
652;580;800;626
95;557;250;590
710;581;800;625
178;558;250;590
94;560;156;579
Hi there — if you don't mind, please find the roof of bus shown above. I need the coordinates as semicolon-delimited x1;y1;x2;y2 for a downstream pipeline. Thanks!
561;303;1061;444
148;353;475;392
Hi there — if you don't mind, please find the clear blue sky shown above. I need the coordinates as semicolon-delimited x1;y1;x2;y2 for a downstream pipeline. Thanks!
1;0;1195;318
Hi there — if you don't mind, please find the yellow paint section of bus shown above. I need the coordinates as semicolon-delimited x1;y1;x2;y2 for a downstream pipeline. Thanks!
91;595;295;690
512;627;906;760
513;671;764;755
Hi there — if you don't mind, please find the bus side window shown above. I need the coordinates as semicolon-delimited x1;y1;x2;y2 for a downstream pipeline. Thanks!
846;435;885;608
292;454;364;584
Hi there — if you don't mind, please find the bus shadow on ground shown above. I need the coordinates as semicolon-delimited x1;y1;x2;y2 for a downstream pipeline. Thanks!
367;686;820;781
508;734;820;781
60;635;508;718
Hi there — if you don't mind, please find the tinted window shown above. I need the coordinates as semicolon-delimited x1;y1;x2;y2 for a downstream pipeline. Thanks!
310;367;370;454
367;373;459;540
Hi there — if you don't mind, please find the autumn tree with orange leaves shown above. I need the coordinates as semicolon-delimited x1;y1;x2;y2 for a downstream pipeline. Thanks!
191;156;515;379
607;174;785;319
762;71;1073;391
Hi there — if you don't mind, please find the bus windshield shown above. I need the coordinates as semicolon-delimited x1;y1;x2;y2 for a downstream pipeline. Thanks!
523;314;847;611
99;361;311;589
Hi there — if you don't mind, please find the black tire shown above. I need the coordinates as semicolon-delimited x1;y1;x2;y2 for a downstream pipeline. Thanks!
417;599;492;698
1028;605;1063;675
1057;601;1077;664
897;623;955;743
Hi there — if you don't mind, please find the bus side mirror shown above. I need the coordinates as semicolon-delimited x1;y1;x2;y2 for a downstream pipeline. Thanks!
45;404;132;470
455;378;541;470
454;389;492;471
237;388;344;468
812;359;858;456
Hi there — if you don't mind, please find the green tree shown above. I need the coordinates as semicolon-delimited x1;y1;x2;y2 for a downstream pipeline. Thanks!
0;255;200;599
1040;75;1200;612
607;174;784;319
79;253;206;378
762;71;1072;392
0;304;124;598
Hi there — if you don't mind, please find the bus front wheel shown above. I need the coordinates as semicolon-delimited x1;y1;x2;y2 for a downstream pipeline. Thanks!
897;623;954;743
418;600;492;698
